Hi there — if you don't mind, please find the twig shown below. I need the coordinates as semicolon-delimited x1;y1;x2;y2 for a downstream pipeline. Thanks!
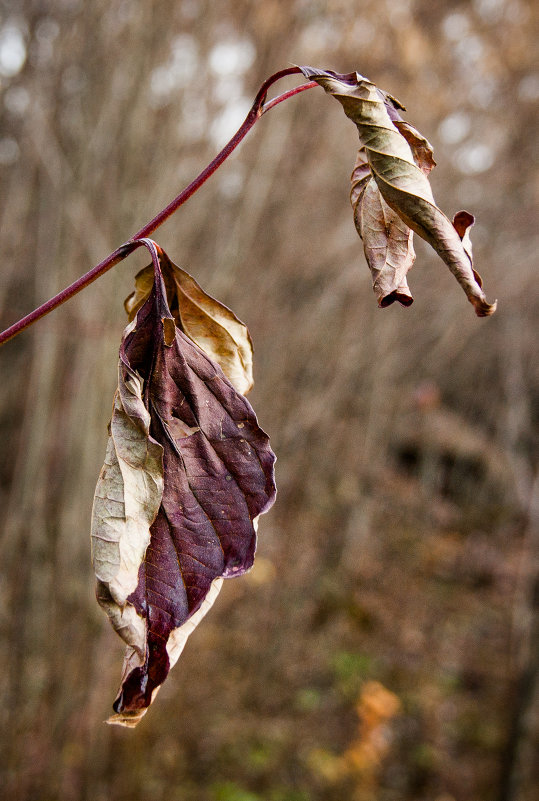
0;67;317;347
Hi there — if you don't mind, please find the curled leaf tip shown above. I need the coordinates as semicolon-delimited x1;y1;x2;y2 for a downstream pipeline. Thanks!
471;294;498;317
107;710;146;729
380;291;414;309
451;211;497;316
453;210;475;236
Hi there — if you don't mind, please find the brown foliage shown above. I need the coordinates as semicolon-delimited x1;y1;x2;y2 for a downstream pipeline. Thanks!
93;242;275;725
301;66;496;316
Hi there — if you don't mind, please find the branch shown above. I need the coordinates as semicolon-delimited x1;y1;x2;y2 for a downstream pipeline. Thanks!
0;67;317;346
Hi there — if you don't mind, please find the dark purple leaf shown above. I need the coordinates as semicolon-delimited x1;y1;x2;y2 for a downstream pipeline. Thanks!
92;241;276;727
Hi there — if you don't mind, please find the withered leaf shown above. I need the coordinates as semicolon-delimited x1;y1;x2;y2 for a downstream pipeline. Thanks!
92;239;276;727
300;66;496;317
349;131;434;307
351;148;415;308
125;253;254;395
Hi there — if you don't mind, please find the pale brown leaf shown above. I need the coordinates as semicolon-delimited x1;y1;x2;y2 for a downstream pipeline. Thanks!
91;352;164;666
125;254;254;394
300;66;497;317
351;148;415;307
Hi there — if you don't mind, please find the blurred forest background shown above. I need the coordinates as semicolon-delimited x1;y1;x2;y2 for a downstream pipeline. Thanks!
0;1;538;800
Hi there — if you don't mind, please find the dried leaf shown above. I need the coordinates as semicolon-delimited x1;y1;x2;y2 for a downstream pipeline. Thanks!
125;254;254;395
92;240;276;726
300;66;496;317
351;148;415;307
92;361;164;656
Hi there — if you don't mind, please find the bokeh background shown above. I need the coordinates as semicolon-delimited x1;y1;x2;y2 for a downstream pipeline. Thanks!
0;1;537;800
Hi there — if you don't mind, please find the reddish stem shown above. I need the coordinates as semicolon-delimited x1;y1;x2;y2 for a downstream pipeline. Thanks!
0;67;317;347
132;67;304;240
261;80;317;114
